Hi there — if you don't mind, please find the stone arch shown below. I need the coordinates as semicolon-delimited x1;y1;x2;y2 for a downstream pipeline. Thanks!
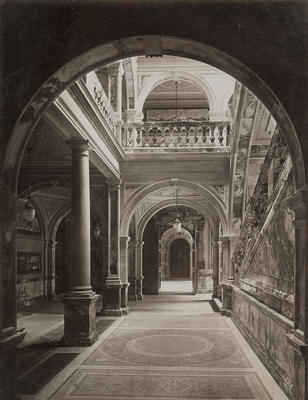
121;179;228;237
160;227;193;280
3;36;304;196
137;199;219;243
136;71;217;115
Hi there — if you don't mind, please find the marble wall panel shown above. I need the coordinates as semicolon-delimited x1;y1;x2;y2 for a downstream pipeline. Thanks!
232;289;294;399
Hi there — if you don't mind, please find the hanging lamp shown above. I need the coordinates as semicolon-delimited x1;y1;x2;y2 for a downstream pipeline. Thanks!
173;179;182;234
22;147;36;223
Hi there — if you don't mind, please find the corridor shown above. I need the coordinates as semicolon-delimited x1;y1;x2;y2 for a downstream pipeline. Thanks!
17;295;287;400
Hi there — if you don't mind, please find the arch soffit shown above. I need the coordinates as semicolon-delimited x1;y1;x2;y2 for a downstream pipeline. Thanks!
136;71;217;113
49;203;71;242
161;226;193;249
4;35;304;193
137;198;219;242
121;179;228;236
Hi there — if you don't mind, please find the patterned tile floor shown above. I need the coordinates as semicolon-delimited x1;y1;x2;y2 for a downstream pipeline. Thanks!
22;294;288;400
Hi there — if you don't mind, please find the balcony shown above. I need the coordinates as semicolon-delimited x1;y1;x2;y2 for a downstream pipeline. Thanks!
124;121;230;153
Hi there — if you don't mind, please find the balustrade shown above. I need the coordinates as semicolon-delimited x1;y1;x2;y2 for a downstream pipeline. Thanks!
83;72;117;133
125;121;230;150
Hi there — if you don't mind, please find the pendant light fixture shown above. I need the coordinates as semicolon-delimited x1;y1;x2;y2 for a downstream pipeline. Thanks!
172;178;182;234
22;147;36;223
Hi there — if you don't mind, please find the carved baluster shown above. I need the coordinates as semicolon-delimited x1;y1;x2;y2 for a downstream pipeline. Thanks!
127;127;133;147
210;125;215;146
165;128;171;147
218;125;224;146
136;126;142;147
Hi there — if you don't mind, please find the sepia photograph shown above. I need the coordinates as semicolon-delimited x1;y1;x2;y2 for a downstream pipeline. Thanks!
0;1;308;399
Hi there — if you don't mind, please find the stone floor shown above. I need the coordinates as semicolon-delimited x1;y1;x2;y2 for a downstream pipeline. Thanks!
160;280;193;293
17;294;288;400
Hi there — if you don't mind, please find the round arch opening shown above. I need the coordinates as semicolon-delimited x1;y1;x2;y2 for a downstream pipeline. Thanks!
3;35;305;196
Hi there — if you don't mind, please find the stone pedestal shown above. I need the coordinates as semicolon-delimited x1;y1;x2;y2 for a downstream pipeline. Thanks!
136;275;144;300
121;282;130;314
128;277;138;301
221;283;232;316
102;276;123;316
0;329;26;400
62;292;99;346
286;333;308;400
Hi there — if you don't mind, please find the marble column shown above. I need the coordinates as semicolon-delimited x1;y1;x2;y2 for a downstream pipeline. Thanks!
212;240;220;297
228;235;239;281
136;240;144;300
192;224;199;294
220;236;230;283
120;236;130;314
47;240;57;300
102;183;123;316
61;140;99;346
128;240;138;301
286;190;308;400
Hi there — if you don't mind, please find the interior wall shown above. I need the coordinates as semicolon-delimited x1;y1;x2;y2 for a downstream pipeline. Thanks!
230;129;295;397
16;212;45;306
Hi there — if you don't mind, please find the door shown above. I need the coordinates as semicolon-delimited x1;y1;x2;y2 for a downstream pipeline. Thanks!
170;239;190;279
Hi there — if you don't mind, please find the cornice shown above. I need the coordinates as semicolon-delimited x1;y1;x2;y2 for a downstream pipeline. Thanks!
69;81;125;161
53;95;120;180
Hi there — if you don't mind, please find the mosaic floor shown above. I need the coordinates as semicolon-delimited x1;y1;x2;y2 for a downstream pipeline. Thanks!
27;295;288;400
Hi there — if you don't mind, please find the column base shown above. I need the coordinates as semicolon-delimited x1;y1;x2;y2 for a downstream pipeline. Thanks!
60;291;99;346
128;278;138;301
0;329;26;400
136;276;144;301
221;283;232;316
121;283;130;314
101;276;123;316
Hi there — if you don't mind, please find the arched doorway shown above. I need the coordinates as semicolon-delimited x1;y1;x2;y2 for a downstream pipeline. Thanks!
170;239;190;279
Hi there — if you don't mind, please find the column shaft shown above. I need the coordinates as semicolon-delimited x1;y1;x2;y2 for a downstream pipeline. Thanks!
61;140;99;346
102;182;123;316
136;241;144;300
69;141;92;293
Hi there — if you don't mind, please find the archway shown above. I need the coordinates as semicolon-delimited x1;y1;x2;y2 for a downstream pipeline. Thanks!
3;36;304;197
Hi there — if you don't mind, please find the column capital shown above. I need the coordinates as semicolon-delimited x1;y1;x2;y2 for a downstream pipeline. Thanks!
128;239;137;248
106;178;121;190
136;240;144;249
120;236;130;247
212;239;220;248
107;60;124;77
66;139;90;152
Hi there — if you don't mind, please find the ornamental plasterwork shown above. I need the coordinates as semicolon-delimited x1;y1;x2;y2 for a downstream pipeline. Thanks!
213;185;224;197
136;199;156;221
124;185;144;205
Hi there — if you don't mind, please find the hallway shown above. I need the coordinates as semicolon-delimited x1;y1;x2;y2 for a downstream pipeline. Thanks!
18;295;287;400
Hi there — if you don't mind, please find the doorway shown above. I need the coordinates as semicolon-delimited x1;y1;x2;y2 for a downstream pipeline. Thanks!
170;239;190;279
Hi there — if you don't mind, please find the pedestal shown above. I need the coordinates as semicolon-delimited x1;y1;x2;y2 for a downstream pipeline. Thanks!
221;283;232;316
128;277;138;301
0;329;26;400
61;292;99;346
121;282;130;315
102;276;123;316
286;333;308;400
136;275;144;300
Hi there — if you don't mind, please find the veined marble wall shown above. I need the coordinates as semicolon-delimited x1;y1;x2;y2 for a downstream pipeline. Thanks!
241;179;295;319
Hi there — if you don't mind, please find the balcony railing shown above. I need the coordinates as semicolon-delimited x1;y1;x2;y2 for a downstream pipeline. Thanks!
124;121;230;151
83;72;117;133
